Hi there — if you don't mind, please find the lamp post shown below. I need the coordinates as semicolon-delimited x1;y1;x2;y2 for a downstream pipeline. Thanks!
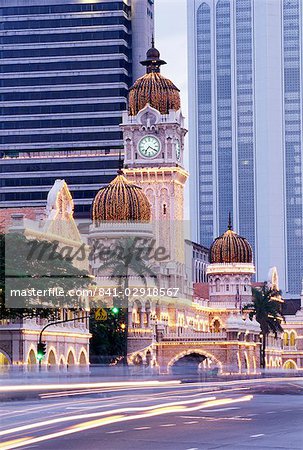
260;332;265;370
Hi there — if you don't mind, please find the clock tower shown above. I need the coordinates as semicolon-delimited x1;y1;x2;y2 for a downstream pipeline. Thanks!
121;43;188;234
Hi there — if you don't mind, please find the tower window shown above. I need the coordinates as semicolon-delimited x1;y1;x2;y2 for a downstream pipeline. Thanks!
163;203;167;215
215;278;220;292
226;284;229;291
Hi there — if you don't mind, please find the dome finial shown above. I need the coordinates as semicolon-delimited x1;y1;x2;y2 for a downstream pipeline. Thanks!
140;39;167;74
228;211;232;230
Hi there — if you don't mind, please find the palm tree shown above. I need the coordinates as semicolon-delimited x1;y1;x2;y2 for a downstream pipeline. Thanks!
243;282;284;369
96;237;158;364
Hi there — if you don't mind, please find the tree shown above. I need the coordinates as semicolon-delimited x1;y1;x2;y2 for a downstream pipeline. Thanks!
0;232;91;319
89;308;127;365
243;282;285;369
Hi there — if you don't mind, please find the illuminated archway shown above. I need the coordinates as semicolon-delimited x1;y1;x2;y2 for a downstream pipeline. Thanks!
27;349;36;366
79;349;88;365
0;350;10;366
284;360;297;370
47;349;57;366
67;350;76;367
168;349;222;374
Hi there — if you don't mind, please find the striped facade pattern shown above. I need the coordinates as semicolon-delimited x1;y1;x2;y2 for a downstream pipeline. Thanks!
92;172;151;222
128;72;180;116
210;229;253;264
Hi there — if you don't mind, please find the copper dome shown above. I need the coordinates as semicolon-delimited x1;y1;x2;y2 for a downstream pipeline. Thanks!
128;43;181;116
129;72;180;116
209;225;253;264
92;172;151;222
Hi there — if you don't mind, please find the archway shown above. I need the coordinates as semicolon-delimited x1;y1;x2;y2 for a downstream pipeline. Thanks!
170;352;207;375
133;354;143;366
67;350;76;368
284;360;297;370
47;350;57;366
168;350;222;376
213;320;221;333
79;350;88;365
27;349;36;366
0;351;10;366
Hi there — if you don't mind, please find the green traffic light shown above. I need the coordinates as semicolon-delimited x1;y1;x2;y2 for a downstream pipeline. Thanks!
111;307;119;314
37;353;44;361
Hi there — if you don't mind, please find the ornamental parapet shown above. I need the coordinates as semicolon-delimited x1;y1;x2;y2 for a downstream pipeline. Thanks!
162;331;227;341
207;263;255;275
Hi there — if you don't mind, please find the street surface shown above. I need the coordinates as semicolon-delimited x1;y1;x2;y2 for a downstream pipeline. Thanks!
0;378;302;450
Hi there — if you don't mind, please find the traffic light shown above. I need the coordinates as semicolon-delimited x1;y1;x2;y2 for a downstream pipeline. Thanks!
111;307;119;315
37;342;47;361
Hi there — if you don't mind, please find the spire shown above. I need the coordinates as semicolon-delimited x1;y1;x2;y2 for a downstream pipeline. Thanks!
228;212;232;230
140;37;167;74
117;147;123;175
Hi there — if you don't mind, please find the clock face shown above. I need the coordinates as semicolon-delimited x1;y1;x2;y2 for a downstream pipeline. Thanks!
176;139;181;161
138;135;161;158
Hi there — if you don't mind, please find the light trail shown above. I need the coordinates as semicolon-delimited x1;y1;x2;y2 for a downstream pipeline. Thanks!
0;380;180;393
0;395;253;450
0;396;217;438
0;385;251;429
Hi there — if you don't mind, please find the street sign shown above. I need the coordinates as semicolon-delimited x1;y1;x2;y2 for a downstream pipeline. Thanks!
95;308;108;321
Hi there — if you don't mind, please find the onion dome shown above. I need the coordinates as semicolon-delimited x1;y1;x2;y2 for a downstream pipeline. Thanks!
128;41;181;116
92;171;151;222
209;216;253;264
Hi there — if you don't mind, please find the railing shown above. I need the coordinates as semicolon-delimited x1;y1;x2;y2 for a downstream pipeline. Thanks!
128;328;153;338
282;345;297;351
162;331;227;341
0;316;88;332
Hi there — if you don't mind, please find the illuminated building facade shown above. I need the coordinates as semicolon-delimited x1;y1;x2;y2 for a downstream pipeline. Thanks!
89;43;262;374
0;180;90;370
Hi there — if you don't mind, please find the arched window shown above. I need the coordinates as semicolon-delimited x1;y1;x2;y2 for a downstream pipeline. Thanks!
283;332;289;347
213;319;221;333
215;278;220;292
290;331;296;347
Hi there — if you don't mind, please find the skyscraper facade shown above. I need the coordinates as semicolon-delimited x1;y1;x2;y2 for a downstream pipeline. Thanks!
188;0;303;295
0;0;154;216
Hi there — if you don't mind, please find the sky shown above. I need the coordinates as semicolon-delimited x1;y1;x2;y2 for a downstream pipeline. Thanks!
155;0;188;123
155;0;190;220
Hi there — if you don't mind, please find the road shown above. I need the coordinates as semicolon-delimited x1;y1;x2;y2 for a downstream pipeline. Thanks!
0;378;303;450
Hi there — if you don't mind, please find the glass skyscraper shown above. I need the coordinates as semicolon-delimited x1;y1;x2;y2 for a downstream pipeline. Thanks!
0;0;154;216
188;0;303;295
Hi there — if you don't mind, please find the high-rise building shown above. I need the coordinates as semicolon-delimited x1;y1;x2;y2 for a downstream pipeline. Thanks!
0;0;154;216
188;0;303;295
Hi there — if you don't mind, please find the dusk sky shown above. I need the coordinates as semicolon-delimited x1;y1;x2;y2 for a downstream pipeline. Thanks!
155;0;188;122
155;0;190;218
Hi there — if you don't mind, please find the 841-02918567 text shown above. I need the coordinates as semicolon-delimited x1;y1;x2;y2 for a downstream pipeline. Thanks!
97;287;180;297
